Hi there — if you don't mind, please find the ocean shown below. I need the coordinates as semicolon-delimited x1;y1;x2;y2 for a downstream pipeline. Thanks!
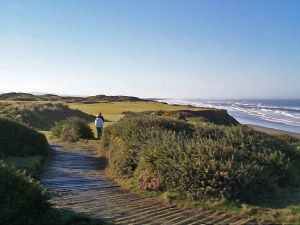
157;99;300;134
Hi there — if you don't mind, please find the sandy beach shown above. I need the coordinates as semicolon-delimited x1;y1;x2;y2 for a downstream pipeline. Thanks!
247;124;300;140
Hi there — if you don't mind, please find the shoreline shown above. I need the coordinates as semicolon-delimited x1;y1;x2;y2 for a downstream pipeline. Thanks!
247;124;300;140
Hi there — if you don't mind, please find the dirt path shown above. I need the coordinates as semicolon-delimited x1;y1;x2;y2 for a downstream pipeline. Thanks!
41;145;270;225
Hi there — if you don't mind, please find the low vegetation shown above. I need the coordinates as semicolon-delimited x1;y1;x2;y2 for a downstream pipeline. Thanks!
0;117;108;225
51;117;94;142
0;102;95;130
0;164;108;224
0;155;44;178
0;118;49;158
124;109;239;126
0;118;50;224
103;113;300;222
0;164;51;224
2;95;300;223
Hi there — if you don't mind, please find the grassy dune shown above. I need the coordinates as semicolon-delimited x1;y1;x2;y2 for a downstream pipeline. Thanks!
0;101;94;130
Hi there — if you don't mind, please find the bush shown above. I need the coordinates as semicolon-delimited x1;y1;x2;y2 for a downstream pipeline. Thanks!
103;113;299;203
124;109;239;126
51;117;94;142
142;128;297;202
0;164;51;224
106;115;193;177
0;118;49;158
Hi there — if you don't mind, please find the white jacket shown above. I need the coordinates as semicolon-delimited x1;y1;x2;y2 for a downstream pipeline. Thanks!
95;118;104;128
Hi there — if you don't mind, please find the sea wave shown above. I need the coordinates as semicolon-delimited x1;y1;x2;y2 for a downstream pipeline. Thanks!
158;99;300;133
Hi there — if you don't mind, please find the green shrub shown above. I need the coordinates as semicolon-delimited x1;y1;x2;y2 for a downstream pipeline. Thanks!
100;127;112;151
105;115;193;177
0;164;51;224
104;113;299;203
142;129;296;202
51;117;94;142
0;118;49;158
125;109;239;126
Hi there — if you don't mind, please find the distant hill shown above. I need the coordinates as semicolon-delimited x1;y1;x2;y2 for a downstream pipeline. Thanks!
86;95;147;103
0;92;43;101
39;94;85;102
0;92;149;103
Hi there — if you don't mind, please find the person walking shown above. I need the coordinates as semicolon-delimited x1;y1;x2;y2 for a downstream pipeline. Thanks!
95;113;104;140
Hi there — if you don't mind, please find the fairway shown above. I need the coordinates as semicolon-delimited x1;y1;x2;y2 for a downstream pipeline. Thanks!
68;101;201;128
68;101;202;137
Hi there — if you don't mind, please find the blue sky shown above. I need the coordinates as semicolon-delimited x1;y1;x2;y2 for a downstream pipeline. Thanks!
1;0;299;98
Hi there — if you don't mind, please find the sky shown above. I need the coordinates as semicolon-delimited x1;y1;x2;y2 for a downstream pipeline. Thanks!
0;0;299;99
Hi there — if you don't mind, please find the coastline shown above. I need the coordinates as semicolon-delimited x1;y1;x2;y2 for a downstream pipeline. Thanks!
247;124;300;140
157;98;300;135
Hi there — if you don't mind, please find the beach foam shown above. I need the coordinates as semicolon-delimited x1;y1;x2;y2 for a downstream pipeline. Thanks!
158;99;300;134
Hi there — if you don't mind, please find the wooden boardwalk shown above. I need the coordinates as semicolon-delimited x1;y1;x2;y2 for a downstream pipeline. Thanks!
41;145;274;225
